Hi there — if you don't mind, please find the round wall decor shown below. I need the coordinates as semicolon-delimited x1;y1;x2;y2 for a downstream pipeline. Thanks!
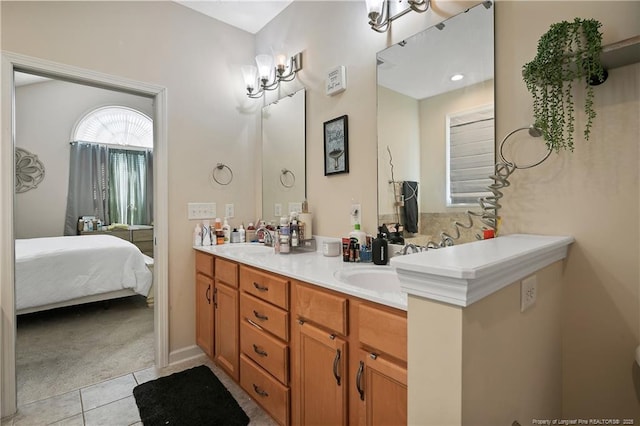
15;147;45;193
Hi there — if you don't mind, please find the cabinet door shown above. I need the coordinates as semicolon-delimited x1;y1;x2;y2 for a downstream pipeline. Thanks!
297;321;347;426
196;273;214;358
356;349;407;426
215;281;239;381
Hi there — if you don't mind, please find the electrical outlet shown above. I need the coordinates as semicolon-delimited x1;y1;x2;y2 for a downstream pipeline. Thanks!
274;203;282;217
350;203;362;226
289;202;302;214
188;202;216;219
225;203;234;219
520;275;537;312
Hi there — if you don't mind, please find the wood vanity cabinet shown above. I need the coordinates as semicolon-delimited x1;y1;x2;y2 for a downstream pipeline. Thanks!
194;251;240;381
355;303;408;425
239;265;291;426
291;280;407;426
213;257;240;381
195;251;214;358
195;250;407;426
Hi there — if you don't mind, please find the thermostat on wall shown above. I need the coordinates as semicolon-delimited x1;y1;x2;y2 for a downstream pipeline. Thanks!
326;65;346;96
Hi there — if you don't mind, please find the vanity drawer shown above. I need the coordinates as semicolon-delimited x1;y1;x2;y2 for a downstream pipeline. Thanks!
240;293;289;342
295;283;348;336
195;251;214;278
359;303;407;362
215;257;238;288
240;266;289;309
241;321;289;384
241;354;290;426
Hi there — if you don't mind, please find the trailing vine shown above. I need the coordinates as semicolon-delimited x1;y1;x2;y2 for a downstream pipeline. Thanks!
522;18;605;152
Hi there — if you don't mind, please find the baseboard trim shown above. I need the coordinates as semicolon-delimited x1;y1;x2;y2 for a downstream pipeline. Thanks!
169;345;205;365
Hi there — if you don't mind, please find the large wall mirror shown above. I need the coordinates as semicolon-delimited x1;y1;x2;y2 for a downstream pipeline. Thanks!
262;89;306;222
376;1;494;245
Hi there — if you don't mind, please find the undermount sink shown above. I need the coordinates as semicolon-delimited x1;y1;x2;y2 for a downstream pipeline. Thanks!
213;243;273;255
333;267;401;293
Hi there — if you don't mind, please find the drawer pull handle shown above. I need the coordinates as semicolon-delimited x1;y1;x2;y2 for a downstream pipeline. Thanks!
356;361;365;401
253;344;268;357
333;349;342;386
247;319;264;330
205;285;211;304
253;282;269;292
253;384;269;397
253;310;269;321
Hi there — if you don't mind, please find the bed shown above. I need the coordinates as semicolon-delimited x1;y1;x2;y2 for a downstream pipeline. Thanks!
15;235;153;315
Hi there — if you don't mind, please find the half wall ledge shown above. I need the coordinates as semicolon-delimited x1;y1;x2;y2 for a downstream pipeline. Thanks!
391;234;574;307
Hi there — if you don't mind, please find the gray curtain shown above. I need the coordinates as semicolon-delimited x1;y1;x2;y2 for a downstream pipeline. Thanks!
108;148;153;225
64;142;110;235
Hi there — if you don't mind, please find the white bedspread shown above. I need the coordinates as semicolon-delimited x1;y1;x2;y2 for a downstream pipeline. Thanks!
15;235;153;311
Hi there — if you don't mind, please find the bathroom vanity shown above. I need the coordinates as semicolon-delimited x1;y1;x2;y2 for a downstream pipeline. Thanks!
195;233;574;425
194;244;407;426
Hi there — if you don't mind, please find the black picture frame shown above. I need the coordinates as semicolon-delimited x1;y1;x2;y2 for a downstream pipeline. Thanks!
323;115;349;176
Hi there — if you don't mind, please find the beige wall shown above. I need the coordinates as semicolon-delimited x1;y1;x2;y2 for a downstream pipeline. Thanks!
408;262;564;425
496;1;640;418
2;1;258;356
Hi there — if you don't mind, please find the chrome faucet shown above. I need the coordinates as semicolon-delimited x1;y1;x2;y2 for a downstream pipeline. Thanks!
401;243;420;255
255;225;275;247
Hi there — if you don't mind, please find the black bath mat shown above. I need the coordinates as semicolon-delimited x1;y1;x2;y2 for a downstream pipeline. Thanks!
133;365;249;426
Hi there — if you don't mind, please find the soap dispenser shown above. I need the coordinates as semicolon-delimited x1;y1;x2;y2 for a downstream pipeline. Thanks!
372;227;388;265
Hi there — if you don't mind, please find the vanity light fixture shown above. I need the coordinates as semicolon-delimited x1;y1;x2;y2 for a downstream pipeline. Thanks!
366;0;430;33
242;51;303;99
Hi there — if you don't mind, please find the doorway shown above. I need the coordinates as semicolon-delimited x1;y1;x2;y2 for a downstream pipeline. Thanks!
1;52;169;418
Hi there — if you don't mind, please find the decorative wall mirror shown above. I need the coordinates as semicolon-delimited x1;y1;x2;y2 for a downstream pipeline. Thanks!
261;89;306;222
376;1;494;245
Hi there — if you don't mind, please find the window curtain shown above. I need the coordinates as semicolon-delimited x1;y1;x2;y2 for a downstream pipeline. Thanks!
108;148;153;225
64;142;110;235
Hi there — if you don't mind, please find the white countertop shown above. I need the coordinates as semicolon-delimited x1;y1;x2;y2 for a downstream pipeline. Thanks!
194;242;408;311
195;233;574;311
391;234;574;307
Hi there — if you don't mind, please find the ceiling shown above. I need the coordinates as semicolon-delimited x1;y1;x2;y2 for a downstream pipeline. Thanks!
174;0;293;34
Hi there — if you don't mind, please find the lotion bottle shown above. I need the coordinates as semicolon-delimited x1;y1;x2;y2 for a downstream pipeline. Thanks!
349;224;367;249
222;218;231;244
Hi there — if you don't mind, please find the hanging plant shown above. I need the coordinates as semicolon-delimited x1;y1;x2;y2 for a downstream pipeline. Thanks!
522;18;606;152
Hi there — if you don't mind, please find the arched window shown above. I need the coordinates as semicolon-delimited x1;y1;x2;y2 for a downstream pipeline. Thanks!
64;106;153;234
73;106;153;148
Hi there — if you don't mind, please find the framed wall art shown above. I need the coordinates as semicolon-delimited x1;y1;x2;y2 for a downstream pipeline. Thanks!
323;115;349;176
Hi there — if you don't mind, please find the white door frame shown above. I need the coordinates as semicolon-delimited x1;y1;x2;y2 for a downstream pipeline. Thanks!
0;51;169;418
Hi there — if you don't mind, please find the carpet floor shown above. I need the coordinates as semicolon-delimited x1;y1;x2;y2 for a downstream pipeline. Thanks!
16;295;154;405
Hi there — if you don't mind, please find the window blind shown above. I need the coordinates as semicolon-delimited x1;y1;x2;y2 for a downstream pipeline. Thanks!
447;106;495;206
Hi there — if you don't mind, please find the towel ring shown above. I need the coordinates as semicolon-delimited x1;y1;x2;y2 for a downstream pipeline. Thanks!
280;168;295;188
212;163;233;185
499;125;552;170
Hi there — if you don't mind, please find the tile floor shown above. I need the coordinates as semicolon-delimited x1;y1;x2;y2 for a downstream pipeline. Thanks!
1;355;276;426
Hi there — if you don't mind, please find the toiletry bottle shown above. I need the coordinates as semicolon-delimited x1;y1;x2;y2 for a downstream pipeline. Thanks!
231;228;240;243
279;217;290;253
349;224;367;249
373;227;389;265
291;220;299;247
274;227;281;254
214;218;224;245
222;218;231;244
194;224;202;246
239;223;246;243
246;222;256;243
202;220;211;246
